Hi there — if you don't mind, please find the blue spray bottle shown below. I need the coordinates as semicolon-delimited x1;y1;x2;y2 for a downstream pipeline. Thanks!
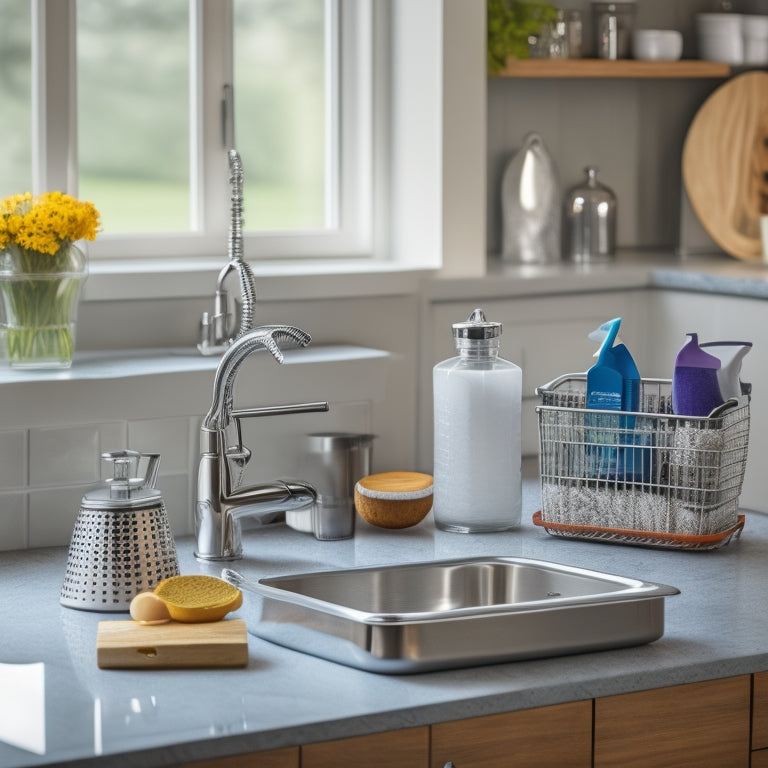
586;318;647;482
587;318;640;414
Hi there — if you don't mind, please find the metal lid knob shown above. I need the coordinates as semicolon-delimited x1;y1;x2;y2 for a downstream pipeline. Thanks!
107;456;145;499
452;308;502;340
81;450;163;509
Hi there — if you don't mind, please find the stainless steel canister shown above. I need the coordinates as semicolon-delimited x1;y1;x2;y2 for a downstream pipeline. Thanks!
300;433;375;540
563;167;617;263
591;1;637;59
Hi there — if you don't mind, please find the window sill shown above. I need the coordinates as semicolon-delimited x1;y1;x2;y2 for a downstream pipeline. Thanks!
82;258;437;302
0;344;388;383
0;344;391;428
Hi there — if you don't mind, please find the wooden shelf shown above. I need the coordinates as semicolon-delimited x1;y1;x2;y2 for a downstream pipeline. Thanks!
492;59;732;79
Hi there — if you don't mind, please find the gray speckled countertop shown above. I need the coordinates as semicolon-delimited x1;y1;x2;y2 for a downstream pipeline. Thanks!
649;258;768;299
2;477;767;768
424;251;768;302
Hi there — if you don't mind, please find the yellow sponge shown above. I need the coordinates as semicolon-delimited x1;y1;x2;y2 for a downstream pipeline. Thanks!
153;575;242;623
355;471;433;529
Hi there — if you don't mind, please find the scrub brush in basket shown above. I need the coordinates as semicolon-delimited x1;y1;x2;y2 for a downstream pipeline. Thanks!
672;333;724;417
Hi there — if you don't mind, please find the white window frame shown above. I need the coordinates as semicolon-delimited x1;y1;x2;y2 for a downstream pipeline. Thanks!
31;0;373;262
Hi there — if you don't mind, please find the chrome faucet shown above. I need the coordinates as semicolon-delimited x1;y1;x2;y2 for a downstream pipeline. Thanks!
195;324;329;561
198;149;258;355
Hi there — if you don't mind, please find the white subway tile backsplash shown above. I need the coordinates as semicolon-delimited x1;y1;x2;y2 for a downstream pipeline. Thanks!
10;390;373;550
128;417;189;473
242;402;372;481
30;426;99;487
29;423;127;487
28;475;192;549
0;430;26;489
157;473;193;536
98;422;128;457
28;485;87;548
187;416;201;522
0;493;27;550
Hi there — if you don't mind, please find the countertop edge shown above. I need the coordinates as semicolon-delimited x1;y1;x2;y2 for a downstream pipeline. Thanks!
422;252;768;302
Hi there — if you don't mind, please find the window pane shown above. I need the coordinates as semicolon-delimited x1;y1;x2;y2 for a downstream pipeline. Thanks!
234;0;327;232
77;0;189;235
0;0;31;197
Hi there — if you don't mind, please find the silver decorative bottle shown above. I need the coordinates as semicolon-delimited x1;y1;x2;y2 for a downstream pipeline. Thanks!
501;132;561;264
563;166;617;263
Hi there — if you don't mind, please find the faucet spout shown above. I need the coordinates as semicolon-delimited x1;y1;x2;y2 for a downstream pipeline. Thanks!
228;480;316;521
203;325;312;431
196;476;317;562
194;324;329;561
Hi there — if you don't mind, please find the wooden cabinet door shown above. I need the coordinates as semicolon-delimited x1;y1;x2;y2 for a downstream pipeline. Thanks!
594;676;750;768
430;701;592;768
754;671;768;750
176;746;299;767
301;726;429;768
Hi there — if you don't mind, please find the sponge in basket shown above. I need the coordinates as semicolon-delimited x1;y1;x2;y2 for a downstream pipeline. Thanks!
354;471;433;529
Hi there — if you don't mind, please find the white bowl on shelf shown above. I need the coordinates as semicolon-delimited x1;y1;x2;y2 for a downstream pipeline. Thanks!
743;15;768;64
632;29;683;60
696;13;744;63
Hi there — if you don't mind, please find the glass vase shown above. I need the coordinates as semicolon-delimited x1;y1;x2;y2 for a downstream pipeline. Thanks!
0;242;88;369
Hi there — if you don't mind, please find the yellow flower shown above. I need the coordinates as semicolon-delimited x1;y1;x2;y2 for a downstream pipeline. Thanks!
0;193;31;217
0;191;101;258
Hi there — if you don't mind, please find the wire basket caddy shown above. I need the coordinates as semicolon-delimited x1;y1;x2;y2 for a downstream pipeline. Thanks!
534;374;750;550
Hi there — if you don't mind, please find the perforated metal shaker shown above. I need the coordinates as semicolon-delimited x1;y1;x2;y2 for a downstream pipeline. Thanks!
60;450;180;612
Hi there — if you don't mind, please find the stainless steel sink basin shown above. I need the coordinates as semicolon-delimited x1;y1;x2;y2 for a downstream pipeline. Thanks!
224;557;678;674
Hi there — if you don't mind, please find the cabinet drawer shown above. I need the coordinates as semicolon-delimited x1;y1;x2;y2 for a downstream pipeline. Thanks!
594;676;750;768
754;672;768;750
430;700;592;768
176;747;299;768
301;726;429;768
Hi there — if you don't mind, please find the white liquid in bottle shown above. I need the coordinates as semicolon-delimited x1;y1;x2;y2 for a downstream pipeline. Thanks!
433;309;522;533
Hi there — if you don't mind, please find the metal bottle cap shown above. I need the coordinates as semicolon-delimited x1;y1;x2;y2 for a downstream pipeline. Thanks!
452;309;502;340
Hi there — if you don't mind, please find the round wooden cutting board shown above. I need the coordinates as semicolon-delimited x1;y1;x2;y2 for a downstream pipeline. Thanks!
682;71;768;261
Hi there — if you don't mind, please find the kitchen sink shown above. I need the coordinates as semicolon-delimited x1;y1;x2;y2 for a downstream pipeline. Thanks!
224;557;678;674
222;557;679;674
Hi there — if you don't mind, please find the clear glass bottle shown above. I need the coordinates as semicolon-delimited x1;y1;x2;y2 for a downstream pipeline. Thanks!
433;309;522;533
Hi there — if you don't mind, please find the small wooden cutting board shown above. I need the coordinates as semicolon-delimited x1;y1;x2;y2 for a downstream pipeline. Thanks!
97;619;248;669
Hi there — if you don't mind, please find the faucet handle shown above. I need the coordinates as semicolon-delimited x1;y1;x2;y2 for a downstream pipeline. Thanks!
231;402;329;421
